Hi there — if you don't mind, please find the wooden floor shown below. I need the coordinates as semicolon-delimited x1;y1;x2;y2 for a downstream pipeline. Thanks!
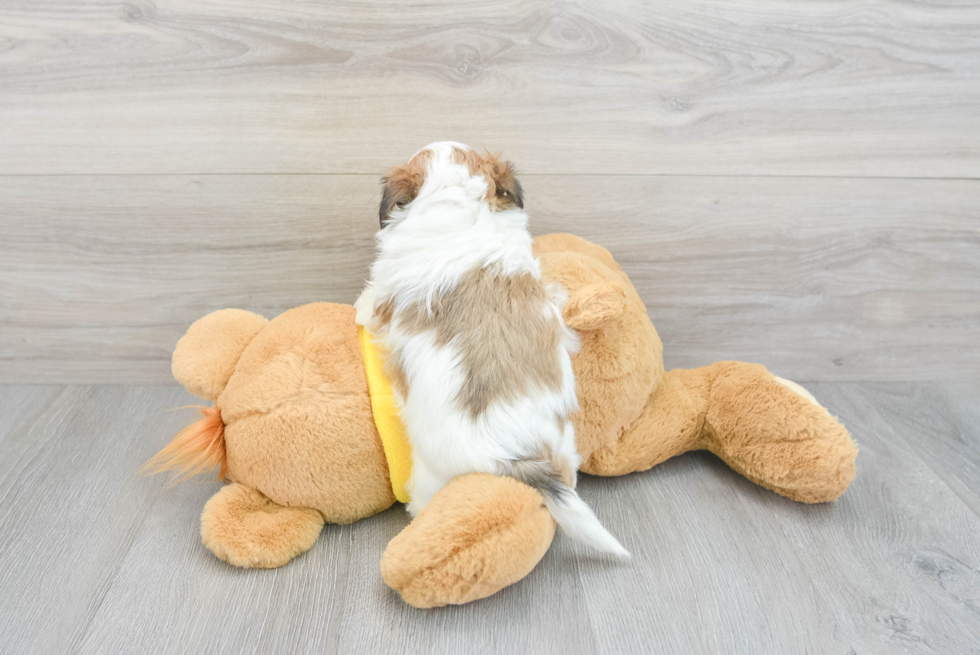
0;382;978;653
2;0;979;652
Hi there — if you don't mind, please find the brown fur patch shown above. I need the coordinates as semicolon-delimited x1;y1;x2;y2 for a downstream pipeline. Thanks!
451;147;524;210
374;298;395;330
370;298;408;397
540;443;576;487
385;358;410;399
380;149;433;227
390;265;562;417
506;444;576;512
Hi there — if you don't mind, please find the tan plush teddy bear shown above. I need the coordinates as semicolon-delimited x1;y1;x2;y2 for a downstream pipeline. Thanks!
147;233;857;608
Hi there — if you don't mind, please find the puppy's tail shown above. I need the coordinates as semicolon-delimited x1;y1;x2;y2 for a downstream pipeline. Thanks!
508;458;629;558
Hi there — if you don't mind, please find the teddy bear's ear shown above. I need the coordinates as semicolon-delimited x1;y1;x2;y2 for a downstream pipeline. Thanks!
172;309;269;400
562;281;627;332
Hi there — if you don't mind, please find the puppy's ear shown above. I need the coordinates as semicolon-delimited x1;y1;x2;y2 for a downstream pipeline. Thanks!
496;161;524;209
379;152;432;227
379;172;412;228
379;167;418;228
487;157;523;210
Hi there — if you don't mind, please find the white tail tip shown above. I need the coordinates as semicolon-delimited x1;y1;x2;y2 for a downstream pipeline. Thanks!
544;491;630;558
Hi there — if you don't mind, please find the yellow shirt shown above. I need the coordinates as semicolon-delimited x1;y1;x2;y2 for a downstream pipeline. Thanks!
357;327;412;503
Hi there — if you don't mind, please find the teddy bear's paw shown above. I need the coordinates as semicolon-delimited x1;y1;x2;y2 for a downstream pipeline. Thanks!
380;473;556;608
705;363;858;503
200;483;324;568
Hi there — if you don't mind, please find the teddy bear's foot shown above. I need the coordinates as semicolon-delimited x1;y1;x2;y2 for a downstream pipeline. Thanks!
200;483;324;568
380;473;556;608
704;363;858;503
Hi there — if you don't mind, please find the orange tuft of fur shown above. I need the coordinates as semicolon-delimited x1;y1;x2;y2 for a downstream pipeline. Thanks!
142;405;228;483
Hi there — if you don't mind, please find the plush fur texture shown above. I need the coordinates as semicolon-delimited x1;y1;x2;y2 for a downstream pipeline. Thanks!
358;142;626;556
534;236;665;465
380;473;556;608
217;303;395;524
172;308;270;401
152;232;857;609
156;302;397;550
201;483;325;568
533;233;857;502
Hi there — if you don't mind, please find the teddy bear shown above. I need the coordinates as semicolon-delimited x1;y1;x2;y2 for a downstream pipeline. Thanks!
146;233;857;608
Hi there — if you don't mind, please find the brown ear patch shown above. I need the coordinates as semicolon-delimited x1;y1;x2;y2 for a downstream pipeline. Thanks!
452;148;524;210
380;150;433;227
489;158;524;211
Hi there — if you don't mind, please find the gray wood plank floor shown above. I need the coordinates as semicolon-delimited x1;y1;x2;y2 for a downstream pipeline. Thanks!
2;382;978;654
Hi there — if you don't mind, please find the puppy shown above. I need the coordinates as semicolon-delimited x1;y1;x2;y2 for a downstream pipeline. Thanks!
356;141;627;556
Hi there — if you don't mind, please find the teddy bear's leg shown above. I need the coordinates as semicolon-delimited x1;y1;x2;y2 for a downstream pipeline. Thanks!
581;366;708;476
200;483;324;568
701;362;858;503
381;473;556;608
582;363;857;503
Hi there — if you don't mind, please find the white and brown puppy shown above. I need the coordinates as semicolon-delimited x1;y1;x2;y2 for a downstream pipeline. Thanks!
356;141;627;556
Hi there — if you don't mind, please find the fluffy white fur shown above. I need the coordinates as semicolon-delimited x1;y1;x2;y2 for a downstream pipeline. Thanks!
357;142;627;557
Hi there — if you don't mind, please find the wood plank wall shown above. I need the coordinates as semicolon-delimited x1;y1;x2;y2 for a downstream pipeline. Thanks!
1;0;978;383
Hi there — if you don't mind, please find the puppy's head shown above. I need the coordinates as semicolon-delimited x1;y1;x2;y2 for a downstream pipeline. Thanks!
379;142;523;228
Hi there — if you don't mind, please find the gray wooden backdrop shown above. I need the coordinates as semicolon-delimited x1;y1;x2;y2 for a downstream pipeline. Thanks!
1;0;978;384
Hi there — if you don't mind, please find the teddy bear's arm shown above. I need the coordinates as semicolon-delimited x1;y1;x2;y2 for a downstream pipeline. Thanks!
536;251;628;332
561;281;628;332
172;308;269;400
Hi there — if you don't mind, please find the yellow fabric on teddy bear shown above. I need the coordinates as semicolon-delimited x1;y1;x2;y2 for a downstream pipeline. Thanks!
358;326;413;503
